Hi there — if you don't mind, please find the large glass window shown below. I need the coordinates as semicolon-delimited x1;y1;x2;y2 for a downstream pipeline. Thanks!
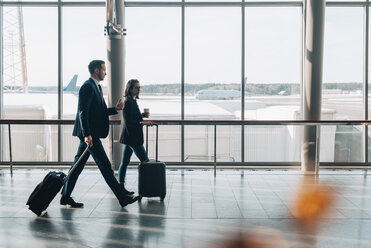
328;125;363;163
146;125;181;162
63;7;106;119
62;7;107;162
126;0;180;2
243;7;301;162
327;0;365;2
323;7;364;163
185;125;241;163
244;7;301;121
185;7;241;120
2;7;58;162
187;0;240;2
217;126;241;162
1;2;371;165
15;0;57;2
126;7;181;120
185;126;215;162
3;7;58;119
323;7;363;120
0;125;10;162
245;125;298;162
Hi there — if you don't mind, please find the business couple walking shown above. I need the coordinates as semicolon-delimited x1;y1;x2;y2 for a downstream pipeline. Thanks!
60;60;148;208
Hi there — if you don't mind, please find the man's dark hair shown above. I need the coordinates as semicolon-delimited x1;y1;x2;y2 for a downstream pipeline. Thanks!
124;79;140;99
88;60;105;74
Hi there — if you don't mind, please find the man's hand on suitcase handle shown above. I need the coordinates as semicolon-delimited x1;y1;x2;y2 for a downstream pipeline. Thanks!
85;136;93;147
141;120;154;126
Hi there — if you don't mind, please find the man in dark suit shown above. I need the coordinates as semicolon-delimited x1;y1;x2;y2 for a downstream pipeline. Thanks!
60;60;140;208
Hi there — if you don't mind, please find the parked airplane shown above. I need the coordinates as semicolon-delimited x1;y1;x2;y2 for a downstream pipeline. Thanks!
195;89;241;100
25;74;79;93
195;77;247;100
278;90;288;96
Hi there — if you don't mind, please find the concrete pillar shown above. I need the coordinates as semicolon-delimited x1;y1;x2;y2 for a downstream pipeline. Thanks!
106;0;125;169
302;0;325;172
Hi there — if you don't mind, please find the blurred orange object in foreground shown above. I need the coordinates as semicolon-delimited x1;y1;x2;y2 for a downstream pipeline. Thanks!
292;180;334;229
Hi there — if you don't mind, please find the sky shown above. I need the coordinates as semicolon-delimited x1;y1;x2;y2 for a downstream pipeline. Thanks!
2;4;366;87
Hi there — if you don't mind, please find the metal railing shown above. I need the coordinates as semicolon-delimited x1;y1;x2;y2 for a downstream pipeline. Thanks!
1;119;371;175
0;119;121;175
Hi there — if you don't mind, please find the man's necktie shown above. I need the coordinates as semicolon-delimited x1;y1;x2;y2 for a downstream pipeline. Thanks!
98;84;104;102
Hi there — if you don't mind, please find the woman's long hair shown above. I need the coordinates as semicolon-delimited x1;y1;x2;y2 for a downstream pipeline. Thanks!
124;79;140;99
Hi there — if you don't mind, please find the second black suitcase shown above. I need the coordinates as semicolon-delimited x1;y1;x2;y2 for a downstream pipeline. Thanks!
138;124;166;200
26;146;89;216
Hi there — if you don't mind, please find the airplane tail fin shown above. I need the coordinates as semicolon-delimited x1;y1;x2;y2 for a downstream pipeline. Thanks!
64;74;78;92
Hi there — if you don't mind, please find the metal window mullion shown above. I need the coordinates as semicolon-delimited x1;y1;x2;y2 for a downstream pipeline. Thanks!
326;2;368;8
1;2;105;7
214;124;216;176
124;1;303;8
364;1;369;163
315;124;320;175
241;0;245;163
301;0;306;120
8;1;371;8
8;124;13;175
181;1;185;164
58;0;63;162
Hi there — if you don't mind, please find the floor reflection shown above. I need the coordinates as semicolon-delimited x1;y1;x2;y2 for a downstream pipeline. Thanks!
60;208;88;247
28;213;63;248
137;200;166;247
101;200;167;248
2;170;371;248
101;209;137;248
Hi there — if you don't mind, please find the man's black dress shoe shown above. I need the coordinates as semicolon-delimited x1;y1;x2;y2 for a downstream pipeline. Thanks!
122;185;135;195
119;195;141;207
60;196;84;208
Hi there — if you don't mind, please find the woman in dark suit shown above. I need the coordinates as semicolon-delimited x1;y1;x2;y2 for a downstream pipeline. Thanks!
118;79;152;194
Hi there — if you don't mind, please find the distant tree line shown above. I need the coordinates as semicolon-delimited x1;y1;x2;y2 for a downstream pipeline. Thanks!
140;82;363;96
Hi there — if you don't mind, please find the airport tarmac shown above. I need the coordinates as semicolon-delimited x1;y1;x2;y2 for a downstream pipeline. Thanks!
140;94;363;120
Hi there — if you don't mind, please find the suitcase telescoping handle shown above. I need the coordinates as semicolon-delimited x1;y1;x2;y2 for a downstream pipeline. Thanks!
146;123;158;162
63;146;90;184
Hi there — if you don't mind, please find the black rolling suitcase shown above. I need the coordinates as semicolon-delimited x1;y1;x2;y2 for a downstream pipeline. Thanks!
26;146;89;216
138;123;166;201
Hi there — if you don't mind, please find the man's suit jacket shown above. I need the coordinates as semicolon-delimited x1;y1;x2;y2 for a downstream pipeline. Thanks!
119;97;144;145
73;78;117;139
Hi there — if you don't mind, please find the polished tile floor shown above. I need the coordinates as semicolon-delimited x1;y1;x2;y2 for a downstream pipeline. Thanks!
1;168;371;248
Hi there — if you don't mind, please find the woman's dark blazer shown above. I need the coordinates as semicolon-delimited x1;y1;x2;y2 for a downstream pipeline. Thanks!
119;97;144;145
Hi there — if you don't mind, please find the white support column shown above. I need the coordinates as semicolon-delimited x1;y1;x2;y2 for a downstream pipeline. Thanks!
106;0;125;169
302;0;325;173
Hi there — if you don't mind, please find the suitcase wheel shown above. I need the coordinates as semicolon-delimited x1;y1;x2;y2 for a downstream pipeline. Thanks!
160;194;166;201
